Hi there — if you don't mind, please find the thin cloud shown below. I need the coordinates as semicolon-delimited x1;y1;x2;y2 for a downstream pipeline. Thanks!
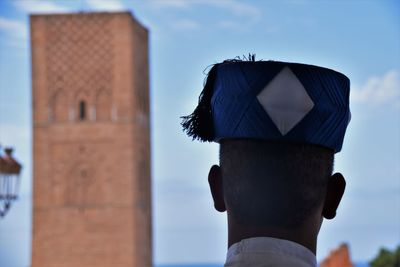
171;19;200;31
351;69;400;107
149;0;261;19
209;0;261;19
0;17;27;40
13;0;72;14
150;0;189;9
85;0;125;11
0;17;27;38
148;0;262;32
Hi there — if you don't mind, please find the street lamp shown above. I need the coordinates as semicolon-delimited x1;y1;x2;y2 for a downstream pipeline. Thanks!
0;147;22;218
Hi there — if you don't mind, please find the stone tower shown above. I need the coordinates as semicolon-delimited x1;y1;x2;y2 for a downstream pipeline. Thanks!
31;12;151;267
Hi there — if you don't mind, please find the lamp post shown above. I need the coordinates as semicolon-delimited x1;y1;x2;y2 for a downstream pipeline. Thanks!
0;146;22;218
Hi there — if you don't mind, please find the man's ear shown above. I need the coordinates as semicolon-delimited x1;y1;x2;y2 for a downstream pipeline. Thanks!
322;173;346;219
208;165;226;212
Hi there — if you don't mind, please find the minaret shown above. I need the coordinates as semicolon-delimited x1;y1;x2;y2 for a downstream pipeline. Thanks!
31;12;151;267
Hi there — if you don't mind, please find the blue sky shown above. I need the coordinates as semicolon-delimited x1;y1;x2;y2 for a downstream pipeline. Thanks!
0;0;399;266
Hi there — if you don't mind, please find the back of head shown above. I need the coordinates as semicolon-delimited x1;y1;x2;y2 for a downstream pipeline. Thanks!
220;139;334;228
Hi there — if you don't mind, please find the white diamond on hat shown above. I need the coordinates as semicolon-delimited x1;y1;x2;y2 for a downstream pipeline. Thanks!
256;66;314;135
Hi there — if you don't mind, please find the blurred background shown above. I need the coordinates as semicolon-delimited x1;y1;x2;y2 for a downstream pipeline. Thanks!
0;0;399;266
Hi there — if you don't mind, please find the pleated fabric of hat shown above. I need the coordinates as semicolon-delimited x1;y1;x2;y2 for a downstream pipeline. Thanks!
181;58;351;153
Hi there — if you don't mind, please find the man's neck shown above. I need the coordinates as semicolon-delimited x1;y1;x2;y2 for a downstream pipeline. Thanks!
227;214;320;255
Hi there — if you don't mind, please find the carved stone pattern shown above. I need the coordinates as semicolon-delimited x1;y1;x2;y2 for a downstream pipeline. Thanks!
45;14;113;104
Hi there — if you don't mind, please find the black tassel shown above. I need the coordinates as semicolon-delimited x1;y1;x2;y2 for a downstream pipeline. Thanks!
181;54;258;142
181;63;219;142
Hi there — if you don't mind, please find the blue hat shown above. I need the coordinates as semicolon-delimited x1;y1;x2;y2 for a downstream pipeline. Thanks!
182;58;350;153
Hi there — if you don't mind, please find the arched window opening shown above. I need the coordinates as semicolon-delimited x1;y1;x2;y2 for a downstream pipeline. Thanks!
79;101;86;121
75;90;90;122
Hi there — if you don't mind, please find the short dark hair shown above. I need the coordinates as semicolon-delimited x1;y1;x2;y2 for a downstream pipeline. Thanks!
219;139;334;228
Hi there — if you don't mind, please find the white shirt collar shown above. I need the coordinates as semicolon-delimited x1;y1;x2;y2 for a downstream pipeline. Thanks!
226;237;317;267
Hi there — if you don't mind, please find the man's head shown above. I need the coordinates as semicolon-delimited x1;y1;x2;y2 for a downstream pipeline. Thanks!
181;59;350;248
208;139;345;230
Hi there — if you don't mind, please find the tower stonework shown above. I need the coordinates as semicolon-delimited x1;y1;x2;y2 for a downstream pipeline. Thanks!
31;12;151;267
